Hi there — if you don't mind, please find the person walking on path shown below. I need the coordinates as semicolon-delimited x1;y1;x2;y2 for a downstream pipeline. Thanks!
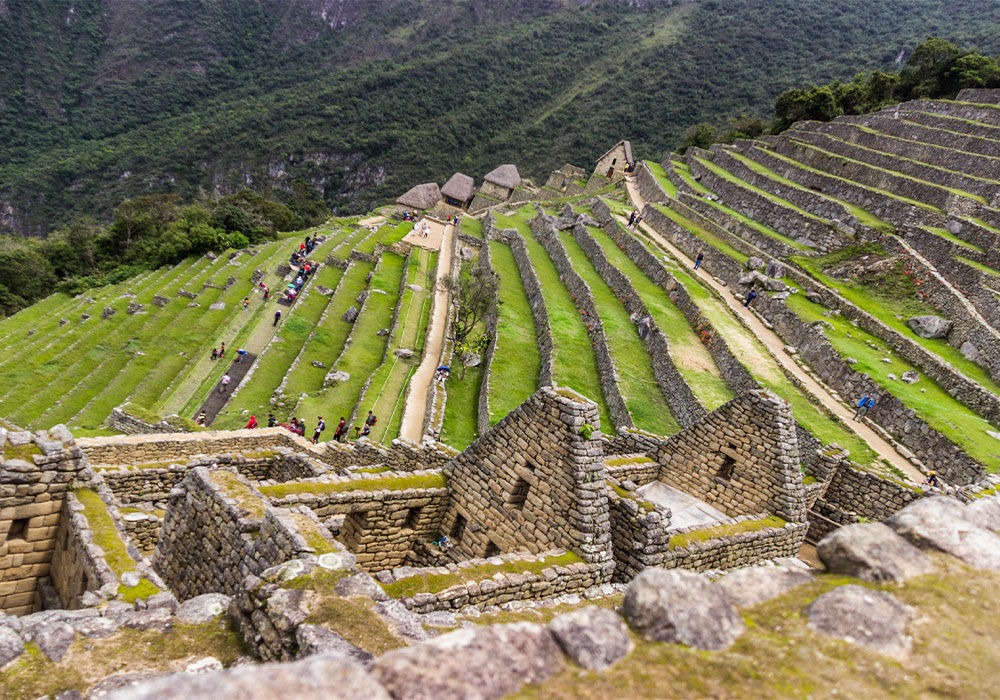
219;343;226;359
273;310;281;327
694;251;704;270
219;373;231;394
852;394;870;421
854;394;875;421
334;417;346;442
312;416;326;444
365;411;378;430
743;289;758;308
196;411;207;426
236;348;248;364
245;415;258;429
211;348;218;361
242;297;250;311
627;211;636;228
267;413;276;428
263;287;270;302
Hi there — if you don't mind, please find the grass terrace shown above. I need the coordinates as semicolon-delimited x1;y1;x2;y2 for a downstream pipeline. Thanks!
461;217;483;239
644;160;678;197
668;515;787;550
924;227;985;253
259;471;447;498
651;203;748;265
955;255;1000;278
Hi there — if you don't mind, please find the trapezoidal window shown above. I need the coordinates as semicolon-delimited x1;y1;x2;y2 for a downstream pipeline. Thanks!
450;514;467;543
717;453;736;482
484;541;501;558
6;517;28;542
404;506;422;530
611;158;617;165
509;478;531;510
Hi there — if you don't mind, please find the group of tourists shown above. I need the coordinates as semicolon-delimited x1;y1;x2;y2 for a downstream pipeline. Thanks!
626;210;643;229
445;214;462;227
210;342;227;361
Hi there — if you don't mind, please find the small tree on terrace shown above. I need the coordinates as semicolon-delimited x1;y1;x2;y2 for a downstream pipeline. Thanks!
443;260;499;347
454;332;491;380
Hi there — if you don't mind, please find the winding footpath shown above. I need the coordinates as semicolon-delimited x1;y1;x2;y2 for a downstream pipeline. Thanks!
399;221;455;442
624;179;923;482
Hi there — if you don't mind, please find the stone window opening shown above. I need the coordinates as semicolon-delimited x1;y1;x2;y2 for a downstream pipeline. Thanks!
611;158;617;165
717;453;737;482
347;511;368;531
6;517;28;542
403;506;422;530
509;478;531;509
484;541;501;558
450;514;467;543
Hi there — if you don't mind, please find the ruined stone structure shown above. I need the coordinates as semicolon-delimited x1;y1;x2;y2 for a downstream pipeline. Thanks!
594;139;633;181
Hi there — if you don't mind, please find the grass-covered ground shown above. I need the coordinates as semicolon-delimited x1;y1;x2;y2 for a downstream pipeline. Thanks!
495;206;613;430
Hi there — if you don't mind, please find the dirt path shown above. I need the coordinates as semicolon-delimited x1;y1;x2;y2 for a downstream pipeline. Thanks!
399;222;455;442
199;352;257;425
624;180;923;482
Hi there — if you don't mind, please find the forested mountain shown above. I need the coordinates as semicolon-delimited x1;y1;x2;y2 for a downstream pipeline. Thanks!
3;0;1000;236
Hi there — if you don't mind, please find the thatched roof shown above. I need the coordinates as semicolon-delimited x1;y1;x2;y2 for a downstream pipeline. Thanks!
599;140;633;163
441;173;475;202
484;164;521;189
396;182;441;209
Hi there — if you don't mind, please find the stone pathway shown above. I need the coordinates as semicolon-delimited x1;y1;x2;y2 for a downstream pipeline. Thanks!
624;180;923;482
197;352;257;425
398;222;455;442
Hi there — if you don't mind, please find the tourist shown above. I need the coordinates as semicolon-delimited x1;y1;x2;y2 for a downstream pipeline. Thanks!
267;413;276;428
210;347;218;361
334;416;346;442
236;348;248;364
922;471;941;488
743;289;757;308
195;411;207;426
296;420;307;437
852;394;871;421
628;211;636;227
295;274;304;287
263;287;270;302
274;310;282;326
312;416;326;444
694;251;704;270
219;343;226;358
245;415;258;429
242;297;250;311
219;373;231;393
860;395;875;420
361;422;371;437
365;411;378;430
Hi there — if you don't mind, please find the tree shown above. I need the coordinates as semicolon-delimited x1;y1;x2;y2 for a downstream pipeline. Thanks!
680;122;717;152
444;261;499;346
950;53;1000;89
453;332;491;380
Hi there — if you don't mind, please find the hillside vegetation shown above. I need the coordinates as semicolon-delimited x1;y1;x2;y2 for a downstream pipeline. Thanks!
4;0;1000;235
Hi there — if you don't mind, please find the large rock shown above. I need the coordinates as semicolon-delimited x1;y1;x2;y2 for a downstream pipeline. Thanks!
342;306;359;323
907;315;952;339
805;585;912;657
817;523;932;583
966;497;1000;531
886;496;1000;570
104;653;390;700
746;256;766;271
176;594;231;624
548;606;632;670
622;568;744;650
715;564;814;608
371;622;564;700
0;625;25;668
960;341;980;361
101;306;116;319
295;624;374;667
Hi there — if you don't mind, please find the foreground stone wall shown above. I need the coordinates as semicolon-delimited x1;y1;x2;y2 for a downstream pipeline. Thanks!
607;488;669;582
443;387;614;577
662;515;809;573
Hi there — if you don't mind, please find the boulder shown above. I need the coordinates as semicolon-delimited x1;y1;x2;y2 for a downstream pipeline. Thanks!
80;313;91;321
746;256;766;270
326;371;350;387
295;624;374;667
406;284;423;292
946;219;963;235
372;623;564;700
127;301;144;315
27;620;75;661
0;625;25;668
356;290;370;304
548;606;632;670
176;594;232;624
764;260;784;278
715;565;814;609
817;523;933;583
805;291;823;304
103;654;391;700
622;568;744;650
636;316;653;340
907;315;952;339
886;496;1000;570
394;349;414;359
342;306;358;323
316;286;334;296
965;497;1000;531
463;352;481;368
805;585;912;657
58;318;68;326
312;360;327;369
960;341;980;361
102;306;116;319
901;371;920;384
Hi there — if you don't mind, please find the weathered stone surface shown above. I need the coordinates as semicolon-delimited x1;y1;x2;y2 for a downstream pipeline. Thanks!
394;349;414;359
342;306;358;323
296;624;374;666
210;302;226;311
623;568;744;650
372;623;564;700
0;625;25;668
31;621;75;661
886;496;1000;570
806;585;912;657
127;301;144;315
311;360;326;369
104;654;391;700
900;370;920;384
966;497;1000;531
176;594;232;624
715;565;814;608
817;523;933;583
102;306;116;319
335;573;390;601
906;315;952;339
549;606;632;670
960;341;980;361
746;256;765;270
326;371;350;386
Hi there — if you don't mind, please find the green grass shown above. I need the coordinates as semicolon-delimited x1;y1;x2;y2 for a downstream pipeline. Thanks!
259;471;447;498
485;241;541;424
380;551;582;598
696;156;830;223
652;203;749;264
560;230;680;435
784;291;1000;472
495;206;613;429
955;255;1000;277
792;249;1000;398
644;160;678;197
671;161;712;195
209;470;267;518
668;515;787;549
295;253;407;430
440;355;485;449
379;220;416;245
461;217;484;239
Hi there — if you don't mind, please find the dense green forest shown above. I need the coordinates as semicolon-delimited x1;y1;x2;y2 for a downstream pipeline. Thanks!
3;0;1000;237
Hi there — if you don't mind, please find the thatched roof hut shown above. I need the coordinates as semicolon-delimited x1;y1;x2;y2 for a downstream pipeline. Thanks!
483;164;521;190
441;173;476;203
396;182;441;210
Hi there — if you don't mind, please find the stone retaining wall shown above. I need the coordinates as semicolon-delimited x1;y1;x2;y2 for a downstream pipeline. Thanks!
476;218;502;433
529;214;631;430
607;489;669;582
662;517;809;573
635;161;671;206
678;192;802;259
121;510;162;553
107;407;177;435
49;493;117;609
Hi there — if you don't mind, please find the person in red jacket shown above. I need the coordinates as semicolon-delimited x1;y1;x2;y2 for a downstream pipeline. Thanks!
245;415;258;429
